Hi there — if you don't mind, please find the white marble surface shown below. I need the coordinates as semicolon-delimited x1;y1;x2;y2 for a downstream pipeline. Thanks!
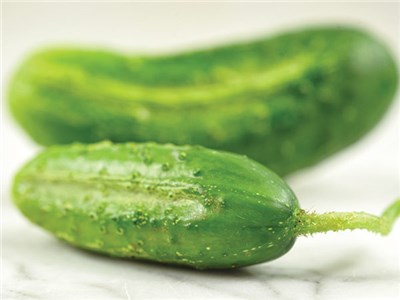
2;2;400;299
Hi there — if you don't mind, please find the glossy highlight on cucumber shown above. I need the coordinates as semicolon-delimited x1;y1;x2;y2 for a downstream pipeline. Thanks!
12;142;400;269
8;26;398;175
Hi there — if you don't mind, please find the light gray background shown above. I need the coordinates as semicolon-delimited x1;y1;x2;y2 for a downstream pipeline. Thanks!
2;2;400;299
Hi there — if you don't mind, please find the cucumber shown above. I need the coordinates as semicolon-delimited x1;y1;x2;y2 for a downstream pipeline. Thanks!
12;142;400;269
8;26;398;175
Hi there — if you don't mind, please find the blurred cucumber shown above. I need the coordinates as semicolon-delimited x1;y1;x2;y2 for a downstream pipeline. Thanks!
8;26;398;175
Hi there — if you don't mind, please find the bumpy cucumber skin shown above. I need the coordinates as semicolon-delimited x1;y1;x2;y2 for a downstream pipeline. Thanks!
12;142;298;269
8;27;398;175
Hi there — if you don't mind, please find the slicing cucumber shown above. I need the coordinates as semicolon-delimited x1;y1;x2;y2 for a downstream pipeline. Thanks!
12;142;400;269
8;26;398;175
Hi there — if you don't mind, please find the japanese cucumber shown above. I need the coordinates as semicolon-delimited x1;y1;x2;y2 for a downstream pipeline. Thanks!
12;142;400;269
8;26;398;175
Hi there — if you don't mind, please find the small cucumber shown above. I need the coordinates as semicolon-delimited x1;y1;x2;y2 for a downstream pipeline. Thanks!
12;142;400;269
8;26;398;175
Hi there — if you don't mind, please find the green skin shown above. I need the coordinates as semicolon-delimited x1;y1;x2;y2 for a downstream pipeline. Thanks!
8;26;398;175
12;142;400;269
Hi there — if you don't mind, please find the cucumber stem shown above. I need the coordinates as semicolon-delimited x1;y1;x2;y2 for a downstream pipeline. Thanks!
294;199;400;236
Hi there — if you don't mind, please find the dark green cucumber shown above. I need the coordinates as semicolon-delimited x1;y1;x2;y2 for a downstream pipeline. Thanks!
8;27;398;176
12;142;400;269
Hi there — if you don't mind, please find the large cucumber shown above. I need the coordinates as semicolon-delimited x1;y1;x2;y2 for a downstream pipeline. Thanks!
12;142;400;269
8;26;398;175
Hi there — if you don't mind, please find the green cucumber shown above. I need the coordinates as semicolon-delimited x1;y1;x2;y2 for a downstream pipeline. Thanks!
8;26;398;175
12;141;400;269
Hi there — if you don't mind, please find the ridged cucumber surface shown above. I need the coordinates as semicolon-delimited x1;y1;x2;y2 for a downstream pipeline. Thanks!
13;142;298;269
8;26;398;175
12;142;400;269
